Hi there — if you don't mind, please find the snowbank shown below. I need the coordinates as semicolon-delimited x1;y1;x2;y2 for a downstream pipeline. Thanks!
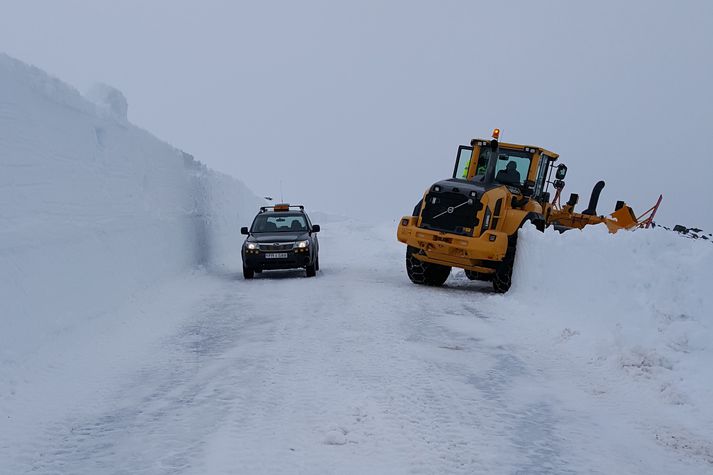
507;225;713;409
0;54;262;361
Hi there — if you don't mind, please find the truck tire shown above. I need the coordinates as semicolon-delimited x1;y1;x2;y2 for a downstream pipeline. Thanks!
243;265;255;279
406;246;451;286
306;263;316;277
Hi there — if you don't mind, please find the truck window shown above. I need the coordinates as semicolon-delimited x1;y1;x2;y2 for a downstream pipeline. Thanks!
252;214;307;233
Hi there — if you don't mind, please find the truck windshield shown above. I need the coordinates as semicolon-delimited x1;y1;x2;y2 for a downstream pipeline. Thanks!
252;214;308;233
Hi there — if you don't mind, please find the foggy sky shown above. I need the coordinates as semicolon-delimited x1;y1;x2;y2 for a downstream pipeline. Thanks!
1;0;712;229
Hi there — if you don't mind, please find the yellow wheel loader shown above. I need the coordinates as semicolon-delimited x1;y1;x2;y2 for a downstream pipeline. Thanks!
397;129;662;292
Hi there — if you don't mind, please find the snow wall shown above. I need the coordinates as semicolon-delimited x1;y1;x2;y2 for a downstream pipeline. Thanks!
506;225;712;408
0;54;263;358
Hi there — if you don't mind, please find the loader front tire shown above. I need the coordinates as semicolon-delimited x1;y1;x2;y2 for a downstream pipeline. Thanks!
465;270;492;281
492;236;517;293
406;246;451;286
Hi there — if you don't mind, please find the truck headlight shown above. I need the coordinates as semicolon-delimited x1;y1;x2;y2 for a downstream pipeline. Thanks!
246;242;258;250
295;240;309;248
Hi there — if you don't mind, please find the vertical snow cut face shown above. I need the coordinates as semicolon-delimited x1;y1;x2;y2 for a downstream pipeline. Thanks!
0;54;262;361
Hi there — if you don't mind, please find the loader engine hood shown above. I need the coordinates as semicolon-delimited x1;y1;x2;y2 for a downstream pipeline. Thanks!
418;179;484;236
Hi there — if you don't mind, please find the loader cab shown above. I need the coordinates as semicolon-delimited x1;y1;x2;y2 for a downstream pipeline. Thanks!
452;139;558;202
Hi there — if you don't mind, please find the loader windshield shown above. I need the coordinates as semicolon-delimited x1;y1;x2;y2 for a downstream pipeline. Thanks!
471;147;532;186
493;150;531;186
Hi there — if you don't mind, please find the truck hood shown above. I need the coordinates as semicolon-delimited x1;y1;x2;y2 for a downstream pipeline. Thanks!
247;232;310;243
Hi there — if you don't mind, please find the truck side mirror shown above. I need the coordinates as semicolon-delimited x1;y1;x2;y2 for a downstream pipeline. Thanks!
556;164;568;180
241;227;249;235
311;224;321;233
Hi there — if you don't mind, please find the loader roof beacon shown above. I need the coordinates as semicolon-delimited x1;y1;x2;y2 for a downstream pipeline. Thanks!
397;129;663;292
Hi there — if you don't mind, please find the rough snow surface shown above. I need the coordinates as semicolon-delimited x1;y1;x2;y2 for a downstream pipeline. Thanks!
1;217;712;474
511;224;713;413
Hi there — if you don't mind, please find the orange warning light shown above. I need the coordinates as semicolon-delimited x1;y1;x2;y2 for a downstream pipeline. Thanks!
492;128;500;140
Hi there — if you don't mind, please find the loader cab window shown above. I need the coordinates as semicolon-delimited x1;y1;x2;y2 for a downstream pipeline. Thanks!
453;146;473;179
473;147;490;179
533;154;550;198
493;149;532;187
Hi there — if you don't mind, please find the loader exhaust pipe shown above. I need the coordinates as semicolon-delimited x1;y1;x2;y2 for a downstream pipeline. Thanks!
582;180;605;216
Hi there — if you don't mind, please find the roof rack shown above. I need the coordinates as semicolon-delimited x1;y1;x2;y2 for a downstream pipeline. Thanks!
259;203;304;213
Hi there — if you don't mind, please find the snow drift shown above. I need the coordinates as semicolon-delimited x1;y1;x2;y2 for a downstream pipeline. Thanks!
505;225;712;414
0;54;262;361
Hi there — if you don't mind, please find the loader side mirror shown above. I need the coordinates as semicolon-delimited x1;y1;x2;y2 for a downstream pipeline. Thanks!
556;164;568;180
241;227;249;235
311;224;321;233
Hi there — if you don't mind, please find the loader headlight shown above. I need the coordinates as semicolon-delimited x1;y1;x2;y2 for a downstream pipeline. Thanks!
246;242;258;250
295;240;309;248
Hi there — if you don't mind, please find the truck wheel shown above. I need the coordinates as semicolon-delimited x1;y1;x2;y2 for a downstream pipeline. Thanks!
243;265;255;279
306;263;316;277
492;237;517;293
315;256;320;271
406;246;451;286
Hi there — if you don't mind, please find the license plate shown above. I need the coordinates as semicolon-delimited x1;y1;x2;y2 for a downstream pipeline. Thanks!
265;253;288;259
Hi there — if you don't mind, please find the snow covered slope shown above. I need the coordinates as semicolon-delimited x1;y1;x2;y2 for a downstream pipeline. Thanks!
510;224;713;411
0;54;261;362
2;218;711;474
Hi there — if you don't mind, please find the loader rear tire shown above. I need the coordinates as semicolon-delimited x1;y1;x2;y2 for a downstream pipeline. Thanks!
406;246;451;286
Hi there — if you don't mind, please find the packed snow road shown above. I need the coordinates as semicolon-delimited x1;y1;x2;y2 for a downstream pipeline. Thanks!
2;218;711;474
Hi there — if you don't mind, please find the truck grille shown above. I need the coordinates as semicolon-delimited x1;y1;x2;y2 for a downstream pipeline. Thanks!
419;191;481;235
258;242;294;251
